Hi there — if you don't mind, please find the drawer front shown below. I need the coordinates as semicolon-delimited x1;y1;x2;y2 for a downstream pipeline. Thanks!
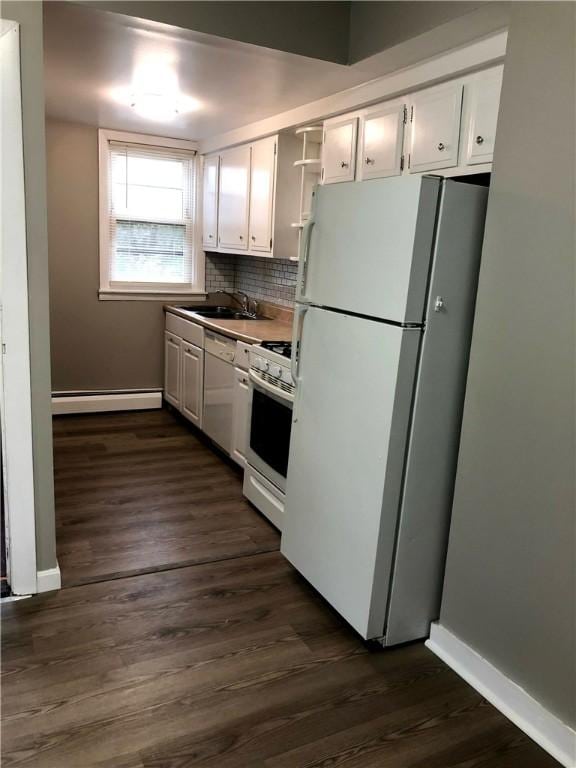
235;341;252;371
166;312;204;348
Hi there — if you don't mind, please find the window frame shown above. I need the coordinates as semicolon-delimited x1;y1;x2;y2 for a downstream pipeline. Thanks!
98;129;204;300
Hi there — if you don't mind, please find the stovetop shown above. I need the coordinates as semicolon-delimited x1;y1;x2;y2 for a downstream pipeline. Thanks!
260;341;292;359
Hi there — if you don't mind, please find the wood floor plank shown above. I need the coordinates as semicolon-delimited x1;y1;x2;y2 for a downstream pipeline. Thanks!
52;410;280;586
1;411;561;768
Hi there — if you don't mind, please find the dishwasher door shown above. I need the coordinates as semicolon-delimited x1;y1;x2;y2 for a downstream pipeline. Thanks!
202;333;236;454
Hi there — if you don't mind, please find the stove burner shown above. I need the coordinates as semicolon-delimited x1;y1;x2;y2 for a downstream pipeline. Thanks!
261;341;292;359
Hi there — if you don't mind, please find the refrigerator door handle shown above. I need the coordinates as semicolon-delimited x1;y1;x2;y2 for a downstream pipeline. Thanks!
295;219;315;302
291;304;308;383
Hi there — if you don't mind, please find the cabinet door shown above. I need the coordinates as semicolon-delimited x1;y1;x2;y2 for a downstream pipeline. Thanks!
463;68;503;165
249;136;276;252
231;367;250;467
357;103;405;181
218;145;250;249
202;154;219;248
164;332;181;409
181;342;204;428
409;83;463;173
322;116;357;184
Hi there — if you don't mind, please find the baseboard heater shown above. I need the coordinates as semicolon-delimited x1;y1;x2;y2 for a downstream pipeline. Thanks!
52;389;163;415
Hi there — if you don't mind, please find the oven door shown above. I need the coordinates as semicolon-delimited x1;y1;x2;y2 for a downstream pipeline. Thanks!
247;372;293;493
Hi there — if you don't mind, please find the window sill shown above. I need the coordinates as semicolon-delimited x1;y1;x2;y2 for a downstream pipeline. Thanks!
99;290;208;302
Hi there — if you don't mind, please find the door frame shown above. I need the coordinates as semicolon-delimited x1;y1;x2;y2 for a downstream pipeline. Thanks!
0;20;38;595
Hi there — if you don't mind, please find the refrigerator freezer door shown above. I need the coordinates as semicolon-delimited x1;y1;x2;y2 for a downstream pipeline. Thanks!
384;179;488;646
281;306;421;639
300;175;440;324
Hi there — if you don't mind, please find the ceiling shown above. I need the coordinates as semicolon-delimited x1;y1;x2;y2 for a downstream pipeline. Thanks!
43;2;376;141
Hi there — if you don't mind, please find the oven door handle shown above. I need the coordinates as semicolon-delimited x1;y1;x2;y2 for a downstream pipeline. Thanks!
249;370;294;404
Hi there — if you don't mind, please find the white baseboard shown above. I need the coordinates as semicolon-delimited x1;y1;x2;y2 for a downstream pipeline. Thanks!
52;391;162;415
427;623;576;768
37;564;61;593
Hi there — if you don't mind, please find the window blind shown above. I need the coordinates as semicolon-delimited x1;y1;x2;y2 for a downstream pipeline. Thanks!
107;141;197;288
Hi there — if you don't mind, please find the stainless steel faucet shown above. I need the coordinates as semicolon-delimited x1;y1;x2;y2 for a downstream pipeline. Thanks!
216;290;258;317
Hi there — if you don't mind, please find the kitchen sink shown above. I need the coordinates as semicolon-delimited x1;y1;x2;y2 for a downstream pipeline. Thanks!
180;306;262;320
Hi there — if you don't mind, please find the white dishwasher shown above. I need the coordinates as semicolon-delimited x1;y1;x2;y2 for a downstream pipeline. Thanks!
203;330;236;454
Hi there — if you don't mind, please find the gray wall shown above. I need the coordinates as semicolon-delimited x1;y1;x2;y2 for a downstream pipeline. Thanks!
439;2;575;728
3;1;57;572
349;2;484;62
47;121;297;392
47;120;166;392
85;1;351;64
85;1;508;67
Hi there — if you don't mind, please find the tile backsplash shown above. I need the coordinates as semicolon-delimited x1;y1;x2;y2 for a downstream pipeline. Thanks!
205;252;298;307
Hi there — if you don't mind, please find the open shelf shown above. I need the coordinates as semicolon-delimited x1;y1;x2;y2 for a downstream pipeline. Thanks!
295;125;323;136
293;158;321;169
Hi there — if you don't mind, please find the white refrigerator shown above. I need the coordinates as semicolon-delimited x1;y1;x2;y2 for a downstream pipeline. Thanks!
281;175;488;645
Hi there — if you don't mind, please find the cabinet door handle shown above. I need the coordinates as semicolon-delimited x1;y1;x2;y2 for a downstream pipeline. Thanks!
340;161;349;168
475;135;484;145
365;157;375;165
437;142;446;152
239;235;244;241
251;235;256;241
208;234;213;239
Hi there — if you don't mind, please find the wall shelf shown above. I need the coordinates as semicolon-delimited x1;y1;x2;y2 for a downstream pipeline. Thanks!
292;124;323;259
295;125;323;136
293;158;321;168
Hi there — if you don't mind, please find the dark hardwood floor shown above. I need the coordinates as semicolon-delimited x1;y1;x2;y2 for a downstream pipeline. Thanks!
1;409;560;767
52;410;280;587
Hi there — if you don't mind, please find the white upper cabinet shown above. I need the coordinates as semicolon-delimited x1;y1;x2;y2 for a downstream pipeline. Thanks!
202;154;219;249
249;136;276;252
322;116;358;184
408;82;463;173
357;103;406;181
218;145;251;249
462;67;503;166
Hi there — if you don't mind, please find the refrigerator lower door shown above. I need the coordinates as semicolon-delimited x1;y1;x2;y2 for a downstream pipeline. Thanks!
300;175;440;324
281;306;421;640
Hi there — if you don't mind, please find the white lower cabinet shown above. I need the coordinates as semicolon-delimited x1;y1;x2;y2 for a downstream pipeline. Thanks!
181;342;204;428
231;366;251;467
164;314;253;467
164;332;182;409
164;314;204;428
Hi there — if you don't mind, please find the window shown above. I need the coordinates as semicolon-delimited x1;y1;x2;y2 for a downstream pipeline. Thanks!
98;130;203;298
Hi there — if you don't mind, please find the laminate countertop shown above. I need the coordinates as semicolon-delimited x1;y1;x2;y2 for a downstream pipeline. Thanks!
165;305;293;345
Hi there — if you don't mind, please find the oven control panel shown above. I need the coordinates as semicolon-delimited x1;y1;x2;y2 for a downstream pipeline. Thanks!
249;345;295;393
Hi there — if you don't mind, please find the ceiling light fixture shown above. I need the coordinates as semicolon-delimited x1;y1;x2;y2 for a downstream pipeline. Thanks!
109;51;201;123
130;91;180;121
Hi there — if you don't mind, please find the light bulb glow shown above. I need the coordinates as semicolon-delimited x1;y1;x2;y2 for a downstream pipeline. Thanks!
108;52;201;122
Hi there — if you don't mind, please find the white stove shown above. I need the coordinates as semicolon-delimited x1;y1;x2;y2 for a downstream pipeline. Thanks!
243;341;295;530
